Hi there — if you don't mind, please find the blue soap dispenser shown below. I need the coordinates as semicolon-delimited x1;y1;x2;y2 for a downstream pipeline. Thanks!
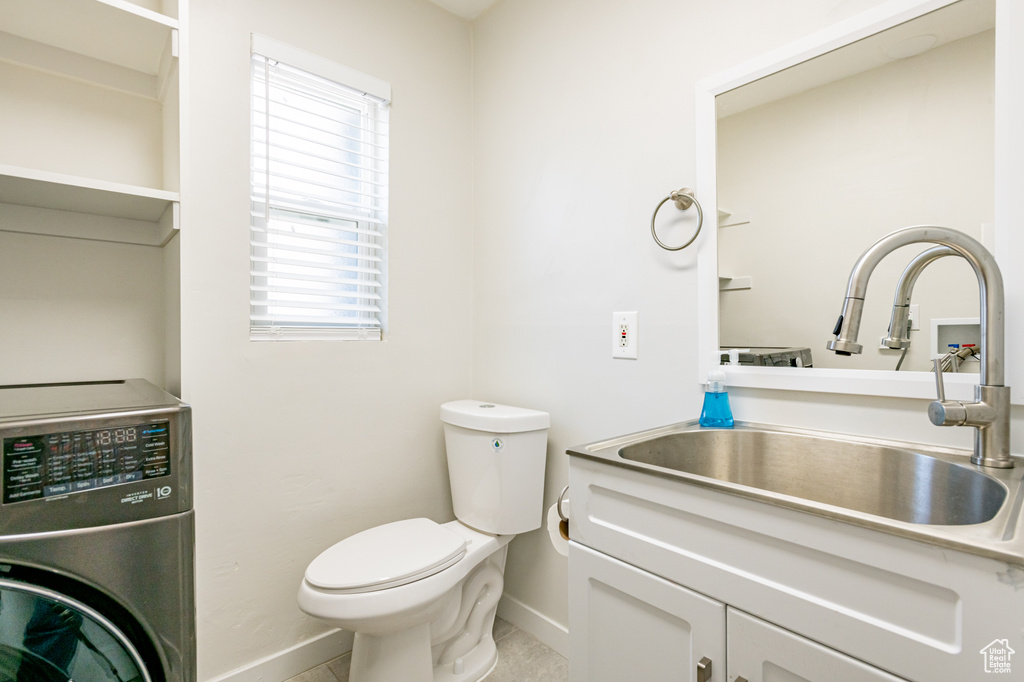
699;367;734;428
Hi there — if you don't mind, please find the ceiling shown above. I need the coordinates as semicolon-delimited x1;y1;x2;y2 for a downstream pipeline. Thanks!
425;0;499;20
716;0;995;118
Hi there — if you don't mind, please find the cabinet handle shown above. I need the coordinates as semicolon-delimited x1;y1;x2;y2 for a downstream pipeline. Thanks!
697;656;712;682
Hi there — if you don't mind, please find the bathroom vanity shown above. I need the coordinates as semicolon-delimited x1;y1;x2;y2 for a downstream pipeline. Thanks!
566;422;1024;682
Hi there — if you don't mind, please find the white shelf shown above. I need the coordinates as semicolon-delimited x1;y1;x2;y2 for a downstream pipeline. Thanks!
3;0;177;70
0;0;178;98
0;1;182;246
0;164;177;219
719;275;752;291
0;164;179;246
717;208;751;228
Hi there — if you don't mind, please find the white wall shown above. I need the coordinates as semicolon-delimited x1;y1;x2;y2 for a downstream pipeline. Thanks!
718;30;993;372
0;61;164;188
0;231;168;386
181;0;474;678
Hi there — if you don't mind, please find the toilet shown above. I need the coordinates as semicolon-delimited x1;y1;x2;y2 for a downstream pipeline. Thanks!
297;400;550;682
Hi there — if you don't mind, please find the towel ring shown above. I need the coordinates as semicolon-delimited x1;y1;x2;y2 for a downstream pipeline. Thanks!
651;188;703;251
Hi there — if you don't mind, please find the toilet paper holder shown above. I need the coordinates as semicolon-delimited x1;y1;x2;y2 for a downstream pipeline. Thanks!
557;485;570;541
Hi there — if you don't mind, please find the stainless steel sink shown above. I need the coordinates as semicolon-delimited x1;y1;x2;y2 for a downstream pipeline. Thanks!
618;428;1005;525
569;421;1024;564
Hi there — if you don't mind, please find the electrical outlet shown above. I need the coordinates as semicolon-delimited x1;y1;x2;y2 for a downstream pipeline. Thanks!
909;304;920;331
612;312;638;359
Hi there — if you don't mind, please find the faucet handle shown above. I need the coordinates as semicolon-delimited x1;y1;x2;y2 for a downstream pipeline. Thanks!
933;358;946;401
929;358;968;426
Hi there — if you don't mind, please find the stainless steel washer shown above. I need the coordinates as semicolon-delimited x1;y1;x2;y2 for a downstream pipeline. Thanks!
0;380;194;681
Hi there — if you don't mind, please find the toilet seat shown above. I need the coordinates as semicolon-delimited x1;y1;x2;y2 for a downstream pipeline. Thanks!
305;518;468;594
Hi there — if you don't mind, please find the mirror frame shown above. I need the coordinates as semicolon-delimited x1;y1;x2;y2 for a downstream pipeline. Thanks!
695;0;1024;404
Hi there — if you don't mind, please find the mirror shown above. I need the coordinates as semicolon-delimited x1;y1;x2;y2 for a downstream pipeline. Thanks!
718;0;994;373
696;0;1003;400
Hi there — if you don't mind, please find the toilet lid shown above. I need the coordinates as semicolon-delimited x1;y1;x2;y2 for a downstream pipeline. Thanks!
305;518;468;593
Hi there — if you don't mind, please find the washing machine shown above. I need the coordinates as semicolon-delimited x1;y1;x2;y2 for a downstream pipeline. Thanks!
0;379;195;681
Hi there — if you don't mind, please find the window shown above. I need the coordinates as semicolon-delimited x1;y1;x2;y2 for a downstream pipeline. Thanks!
250;35;390;340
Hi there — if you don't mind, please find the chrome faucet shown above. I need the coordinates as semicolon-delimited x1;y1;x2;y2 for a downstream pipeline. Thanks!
881;245;959;351
827;225;1012;469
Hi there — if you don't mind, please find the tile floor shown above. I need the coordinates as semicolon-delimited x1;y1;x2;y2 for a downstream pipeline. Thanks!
284;618;568;682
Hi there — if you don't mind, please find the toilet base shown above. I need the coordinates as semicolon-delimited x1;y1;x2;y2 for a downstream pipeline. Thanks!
432;625;498;682
343;540;509;682
351;623;434;682
347;621;500;682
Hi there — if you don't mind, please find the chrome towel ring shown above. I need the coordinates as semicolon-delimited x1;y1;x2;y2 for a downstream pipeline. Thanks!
651;187;703;251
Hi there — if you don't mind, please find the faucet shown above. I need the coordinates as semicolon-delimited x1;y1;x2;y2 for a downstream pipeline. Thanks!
827;225;1012;469
881;245;959;351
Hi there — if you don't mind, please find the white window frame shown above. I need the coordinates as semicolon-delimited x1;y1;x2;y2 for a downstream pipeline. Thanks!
249;34;390;341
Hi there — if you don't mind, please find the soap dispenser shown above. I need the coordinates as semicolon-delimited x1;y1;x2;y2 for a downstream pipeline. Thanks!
699;367;734;428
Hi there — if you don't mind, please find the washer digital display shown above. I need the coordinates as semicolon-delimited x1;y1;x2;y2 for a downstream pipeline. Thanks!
2;422;171;503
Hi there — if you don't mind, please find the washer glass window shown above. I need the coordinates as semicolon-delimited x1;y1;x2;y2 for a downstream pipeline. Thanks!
0;581;149;682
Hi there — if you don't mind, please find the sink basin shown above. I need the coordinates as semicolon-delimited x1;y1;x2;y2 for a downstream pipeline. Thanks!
617;427;1005;525
569;421;1024;564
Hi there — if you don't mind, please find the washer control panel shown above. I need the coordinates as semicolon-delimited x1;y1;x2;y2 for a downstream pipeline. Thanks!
3;421;171;504
0;379;191;533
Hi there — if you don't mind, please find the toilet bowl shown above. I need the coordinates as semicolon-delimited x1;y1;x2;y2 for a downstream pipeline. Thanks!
297;401;549;682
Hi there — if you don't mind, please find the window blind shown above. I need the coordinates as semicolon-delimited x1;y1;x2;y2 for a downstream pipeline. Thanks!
250;48;389;340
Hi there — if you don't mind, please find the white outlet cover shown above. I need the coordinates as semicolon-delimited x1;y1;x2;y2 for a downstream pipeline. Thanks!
612;311;638;359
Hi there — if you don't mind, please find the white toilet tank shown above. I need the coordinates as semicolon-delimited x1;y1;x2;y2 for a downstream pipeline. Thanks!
440;400;550;535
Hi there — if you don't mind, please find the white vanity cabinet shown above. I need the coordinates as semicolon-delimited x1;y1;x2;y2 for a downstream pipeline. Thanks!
568;454;1024;681
0;0;184;246
570;542;906;682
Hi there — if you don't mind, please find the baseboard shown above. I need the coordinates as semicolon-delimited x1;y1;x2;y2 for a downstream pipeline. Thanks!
207;628;353;682
208;598;565;681
496;593;569;658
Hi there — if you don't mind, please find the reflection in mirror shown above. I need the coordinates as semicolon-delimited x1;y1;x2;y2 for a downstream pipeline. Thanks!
716;0;994;373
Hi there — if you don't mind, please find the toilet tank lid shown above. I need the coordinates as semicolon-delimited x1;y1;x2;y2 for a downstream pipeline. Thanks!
441;400;550;433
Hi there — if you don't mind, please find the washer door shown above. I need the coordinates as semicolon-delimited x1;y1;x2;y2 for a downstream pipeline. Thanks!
0;579;151;682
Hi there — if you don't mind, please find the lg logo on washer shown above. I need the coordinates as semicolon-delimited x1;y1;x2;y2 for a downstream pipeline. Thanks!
120;486;172;505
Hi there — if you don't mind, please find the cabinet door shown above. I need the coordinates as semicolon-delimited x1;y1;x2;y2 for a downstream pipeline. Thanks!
727;609;908;682
569;542;726;682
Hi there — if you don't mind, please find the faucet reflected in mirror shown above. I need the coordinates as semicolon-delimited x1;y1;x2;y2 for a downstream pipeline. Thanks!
715;0;994;372
828;226;1012;469
881;246;965;371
